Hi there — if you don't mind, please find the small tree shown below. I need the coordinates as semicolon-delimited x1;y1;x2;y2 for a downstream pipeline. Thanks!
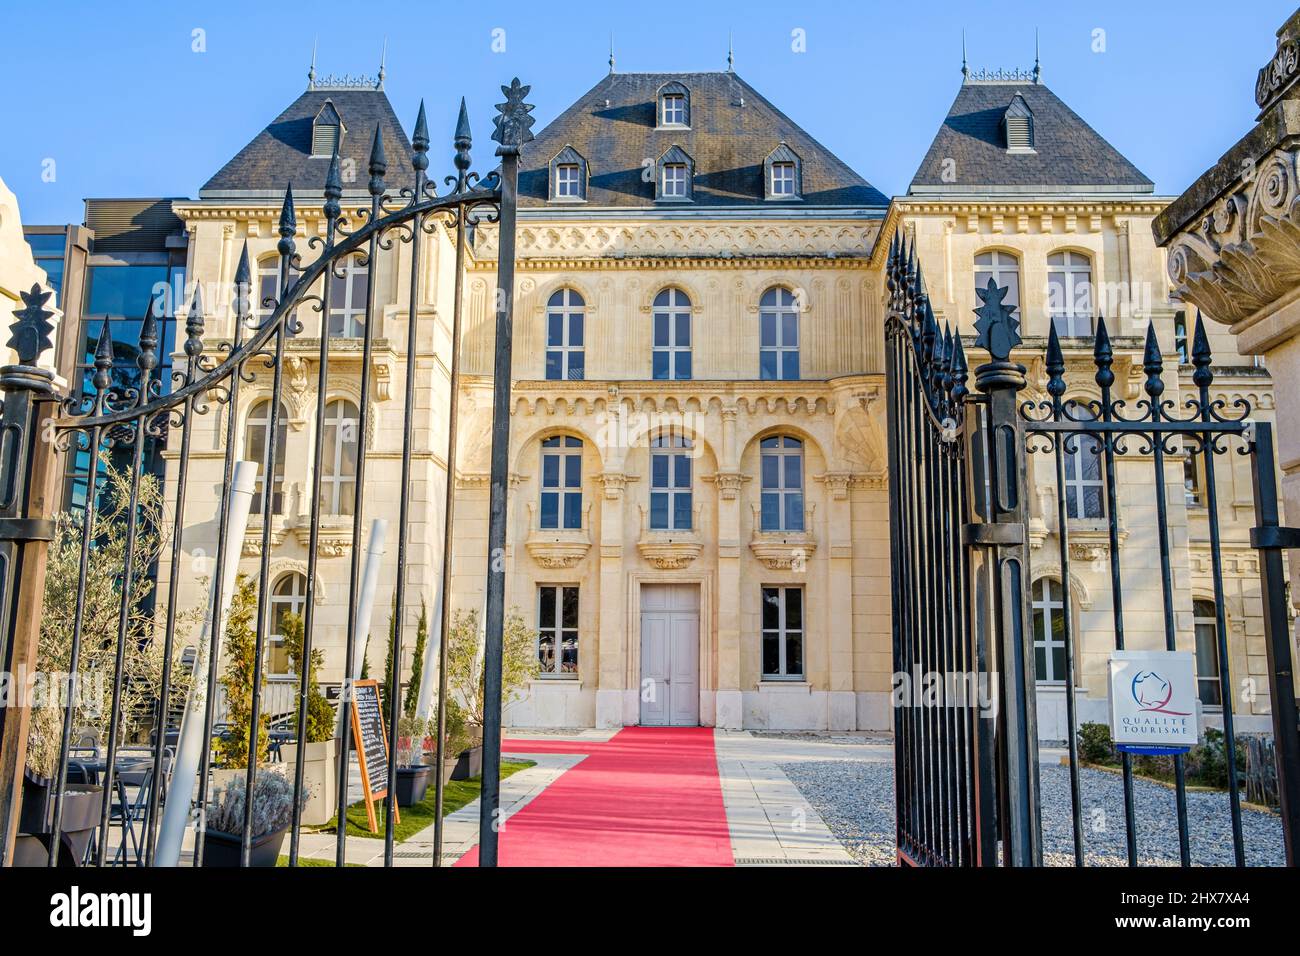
280;611;333;744
404;599;428;720
27;459;196;778
381;594;397;716
214;575;270;768
444;606;538;728
359;636;370;680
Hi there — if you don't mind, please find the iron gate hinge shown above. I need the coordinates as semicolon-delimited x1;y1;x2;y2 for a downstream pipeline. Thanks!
962;523;1024;547
1249;526;1300;550
0;517;54;543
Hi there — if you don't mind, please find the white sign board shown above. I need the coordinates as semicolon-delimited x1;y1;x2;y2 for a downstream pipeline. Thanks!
1108;650;1199;751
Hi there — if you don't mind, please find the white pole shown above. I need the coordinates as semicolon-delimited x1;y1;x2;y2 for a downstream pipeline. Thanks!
155;460;258;867
349;518;388;681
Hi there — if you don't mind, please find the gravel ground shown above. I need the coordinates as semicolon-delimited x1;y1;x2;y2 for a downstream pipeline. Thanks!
782;759;1286;867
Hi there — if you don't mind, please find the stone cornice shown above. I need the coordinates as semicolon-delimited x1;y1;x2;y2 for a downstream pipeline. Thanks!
469;254;870;271
893;198;1171;217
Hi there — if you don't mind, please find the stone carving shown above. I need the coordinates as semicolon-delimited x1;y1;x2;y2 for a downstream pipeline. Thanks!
1256;15;1300;112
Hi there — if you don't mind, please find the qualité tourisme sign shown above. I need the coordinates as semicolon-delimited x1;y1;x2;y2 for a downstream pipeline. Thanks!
1108;650;1200;753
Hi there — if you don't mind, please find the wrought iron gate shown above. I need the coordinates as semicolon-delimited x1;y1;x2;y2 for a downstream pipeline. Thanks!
0;79;534;867
885;234;1300;867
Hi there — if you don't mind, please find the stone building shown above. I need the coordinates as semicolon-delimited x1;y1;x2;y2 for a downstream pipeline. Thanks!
147;59;1283;736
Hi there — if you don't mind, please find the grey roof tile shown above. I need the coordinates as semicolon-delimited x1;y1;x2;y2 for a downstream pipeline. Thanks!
519;71;886;208
908;81;1153;194
200;88;413;197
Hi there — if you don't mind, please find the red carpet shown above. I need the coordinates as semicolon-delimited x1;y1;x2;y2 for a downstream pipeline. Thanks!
456;726;732;867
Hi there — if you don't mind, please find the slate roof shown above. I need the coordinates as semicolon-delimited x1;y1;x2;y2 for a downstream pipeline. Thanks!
519;71;886;208
200;88;412;198
908;80;1153;194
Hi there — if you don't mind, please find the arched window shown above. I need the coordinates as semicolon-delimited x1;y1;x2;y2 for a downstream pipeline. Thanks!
652;288;692;380
322;398;359;515
246;400;288;515
1194;600;1222;707
1047;251;1093;337
269;573;307;678
545;289;585;381
328;255;368;338
1031;578;1066;683
255;256;300;328
650;431;693;530
1063;403;1103;519
760;436;804;532
974;250;1020;310
540;436;582;530
760;287;800;381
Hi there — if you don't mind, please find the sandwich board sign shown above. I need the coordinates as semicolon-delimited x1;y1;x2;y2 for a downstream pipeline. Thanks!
349;679;399;833
1108;650;1199;755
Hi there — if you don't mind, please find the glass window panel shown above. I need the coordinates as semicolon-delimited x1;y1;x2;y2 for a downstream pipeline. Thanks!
1034;647;1048;682
652;455;668;487
545;351;562;380
567;352;584;380
564;454;581;486
784;454;802;488
676;313;691;345
538;632;555;671
562;587;579;628
86;265;169;318
762;633;780;676
786;633;803;678
675;351;691;380
653;314;669;347
762;589;780;629
539;585;556;623
761;313;777;347
1083;486;1103;519
548;314;563;346
650;492;668;529
781;351;799;380
761;436;780;448
569;314;583;347
540;492;558;529
786;493;804;531
674;455;691;487
652;351;670;380
674;493;692;529
761;494;780;531
781;312;798;346
761;455;779;489
1051;647;1067;683
563;492;582;529
561;634;578;673
760;351;778;379
786;589;802;628
542;455;559;488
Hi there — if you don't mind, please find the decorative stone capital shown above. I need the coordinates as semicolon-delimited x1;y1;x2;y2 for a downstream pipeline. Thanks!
594;471;637;500
706;471;749;500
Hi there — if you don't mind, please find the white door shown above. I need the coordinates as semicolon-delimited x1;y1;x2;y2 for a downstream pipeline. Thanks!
640;584;700;726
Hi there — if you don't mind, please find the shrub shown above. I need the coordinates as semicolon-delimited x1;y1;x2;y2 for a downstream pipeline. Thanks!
445;606;539;728
279;610;334;744
214;576;270;768
206;768;304;838
404;600;428;720
1077;722;1115;765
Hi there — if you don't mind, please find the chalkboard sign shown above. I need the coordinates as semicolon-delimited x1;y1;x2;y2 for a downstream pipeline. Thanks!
349;680;398;833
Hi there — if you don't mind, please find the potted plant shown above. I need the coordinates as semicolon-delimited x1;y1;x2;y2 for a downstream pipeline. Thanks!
202;769;302;867
16;461;194;866
277;610;337;825
211;576;270;794
393;715;433;806
441;606;537;781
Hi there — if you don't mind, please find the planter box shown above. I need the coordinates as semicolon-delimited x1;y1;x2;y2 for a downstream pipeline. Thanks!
280;739;337;826
448;744;483;782
201;825;287;867
14;773;102;867
394;765;432;806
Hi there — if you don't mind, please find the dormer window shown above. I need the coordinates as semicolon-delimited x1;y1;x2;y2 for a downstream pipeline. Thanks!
764;143;803;200
548;145;588;202
655;145;694;202
657;82;690;128
1002;94;1035;152
312;100;345;157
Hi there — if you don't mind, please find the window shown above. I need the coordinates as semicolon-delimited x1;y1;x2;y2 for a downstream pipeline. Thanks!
328;256;368;337
25;231;65;307
1047;251;1093;337
760;287;800;380
1193;600;1222;707
269;573;307;678
545;289;585;380
1031;578;1067;683
540;436;582;530
1174;310;1190;364
323;399;359;515
246;400;288;515
652;288;692;380
537;585;579;675
256;256;300;328
974;251;1020;311
760;436;804;532
1183;440;1202;507
1063;403;1103;519
1003;95;1034;151
556;164;581;198
650;432;693;530
659;85;689;126
771;162;796;196
762;587;804;680
312;101;344;157
662;163;687;198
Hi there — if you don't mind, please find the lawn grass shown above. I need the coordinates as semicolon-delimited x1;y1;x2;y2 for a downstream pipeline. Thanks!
276;856;363;867
318;759;535;843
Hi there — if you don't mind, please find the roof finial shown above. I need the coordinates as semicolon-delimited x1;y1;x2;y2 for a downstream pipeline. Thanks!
378;36;387;89
308;36;317;90
727;31;734;72
608;33;615;73
961;30;969;81
1033;29;1041;83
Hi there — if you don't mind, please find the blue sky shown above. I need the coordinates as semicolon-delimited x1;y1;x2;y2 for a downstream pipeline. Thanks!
3;0;1293;224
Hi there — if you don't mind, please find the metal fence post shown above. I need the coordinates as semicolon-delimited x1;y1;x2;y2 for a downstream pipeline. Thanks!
478;79;534;867
967;278;1041;866
0;286;60;866
1246;420;1300;865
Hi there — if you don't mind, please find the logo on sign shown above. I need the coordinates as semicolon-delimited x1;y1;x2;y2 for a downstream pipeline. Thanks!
1131;670;1191;716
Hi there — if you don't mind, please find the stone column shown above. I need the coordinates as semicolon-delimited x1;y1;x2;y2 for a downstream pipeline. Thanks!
713;406;744;729
820;472;856;730
594;471;629;728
